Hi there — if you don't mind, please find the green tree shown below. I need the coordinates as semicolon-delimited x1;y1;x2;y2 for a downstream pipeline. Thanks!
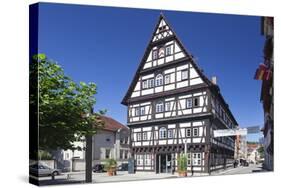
257;146;265;159
30;54;104;151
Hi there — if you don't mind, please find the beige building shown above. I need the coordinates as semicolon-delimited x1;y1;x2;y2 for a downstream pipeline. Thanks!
55;116;131;171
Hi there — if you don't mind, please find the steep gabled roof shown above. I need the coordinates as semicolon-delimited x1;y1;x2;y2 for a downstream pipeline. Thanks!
121;13;213;105
120;13;238;126
100;115;128;132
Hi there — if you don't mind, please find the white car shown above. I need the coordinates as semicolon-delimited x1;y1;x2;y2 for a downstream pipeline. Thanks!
30;164;62;177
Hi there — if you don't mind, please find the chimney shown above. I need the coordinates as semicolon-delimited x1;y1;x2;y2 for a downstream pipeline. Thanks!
211;76;217;85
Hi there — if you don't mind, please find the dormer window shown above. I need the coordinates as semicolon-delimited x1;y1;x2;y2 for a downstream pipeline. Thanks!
155;74;163;86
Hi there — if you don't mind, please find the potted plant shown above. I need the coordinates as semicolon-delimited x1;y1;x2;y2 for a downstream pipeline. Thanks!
177;153;188;177
104;158;117;176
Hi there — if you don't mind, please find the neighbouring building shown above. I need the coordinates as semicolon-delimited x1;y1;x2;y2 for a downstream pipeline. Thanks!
55;115;131;171
234;134;248;161
121;14;238;174
254;17;274;171
247;142;261;163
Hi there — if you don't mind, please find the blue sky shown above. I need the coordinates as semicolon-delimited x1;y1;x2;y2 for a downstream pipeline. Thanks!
38;3;265;142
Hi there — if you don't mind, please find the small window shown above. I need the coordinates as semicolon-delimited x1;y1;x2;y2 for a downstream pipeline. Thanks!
165;74;171;84
168;129;173;138
137;155;142;165
165;46;172;56
165;102;171;111
140;107;145;115
187;153;191;166
124;151;128;159
156;102;164;113
186;128;191;137
192;153;202;166
193;97;199;107
155;74;163;86
137;133;142;141
142;80;147;89
186;98;192;108
159;25;167;32
135;107;140;116
145;154;150;165
193;128;199;136
181;70;188;80
120;150;123;159
159;127;167;139
147;79;154;88
142;132;147;140
105;149;111;159
152;50;158;60
158;47;165;58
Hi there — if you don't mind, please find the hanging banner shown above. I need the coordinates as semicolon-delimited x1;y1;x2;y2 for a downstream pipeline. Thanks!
213;128;248;137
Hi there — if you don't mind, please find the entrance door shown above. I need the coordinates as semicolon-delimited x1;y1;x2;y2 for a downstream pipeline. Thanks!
156;153;172;173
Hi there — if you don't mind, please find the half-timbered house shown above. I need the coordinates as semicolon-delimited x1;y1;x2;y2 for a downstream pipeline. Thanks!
121;13;238;174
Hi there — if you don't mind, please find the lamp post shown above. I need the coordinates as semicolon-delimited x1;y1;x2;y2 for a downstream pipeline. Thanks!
184;139;187;155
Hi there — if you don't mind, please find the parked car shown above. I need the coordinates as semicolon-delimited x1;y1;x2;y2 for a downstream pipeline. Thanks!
93;164;105;173
239;159;249;167
30;164;61;177
117;163;128;171
243;161;249;166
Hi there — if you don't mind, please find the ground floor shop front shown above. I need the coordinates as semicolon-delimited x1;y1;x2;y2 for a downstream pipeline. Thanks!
133;145;207;173
133;145;234;173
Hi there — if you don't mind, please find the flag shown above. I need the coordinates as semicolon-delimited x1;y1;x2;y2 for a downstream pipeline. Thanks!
254;64;271;80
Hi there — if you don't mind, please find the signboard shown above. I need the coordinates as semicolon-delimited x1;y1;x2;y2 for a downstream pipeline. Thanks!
213;128;247;137
246;126;261;134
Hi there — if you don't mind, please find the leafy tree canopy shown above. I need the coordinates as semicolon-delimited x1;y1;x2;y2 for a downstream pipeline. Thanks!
30;54;104;151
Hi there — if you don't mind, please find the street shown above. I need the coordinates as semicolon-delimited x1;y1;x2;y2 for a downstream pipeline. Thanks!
33;163;268;185
213;164;266;176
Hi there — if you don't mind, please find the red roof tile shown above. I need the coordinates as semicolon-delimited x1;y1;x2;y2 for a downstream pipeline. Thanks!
100;115;128;132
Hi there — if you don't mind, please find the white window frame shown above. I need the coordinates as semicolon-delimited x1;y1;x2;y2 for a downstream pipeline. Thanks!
193;127;199;137
142;132;147;140
142;80;147;89
156;102;164;113
165;45;172;56
192;153;202;166
165;102;171;111
186;128;191;137
187;153;191;166
147;79;154;88
137;133;142;141
145;154;151;165
158;47;165;58
186;98;192;108
193;97;200;107
181;69;188;80
135;107;140;116
165;74;171;84
159;127;167;139
140;106;145;115
152;50;158;60
155;74;163;86
168;129;173;138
